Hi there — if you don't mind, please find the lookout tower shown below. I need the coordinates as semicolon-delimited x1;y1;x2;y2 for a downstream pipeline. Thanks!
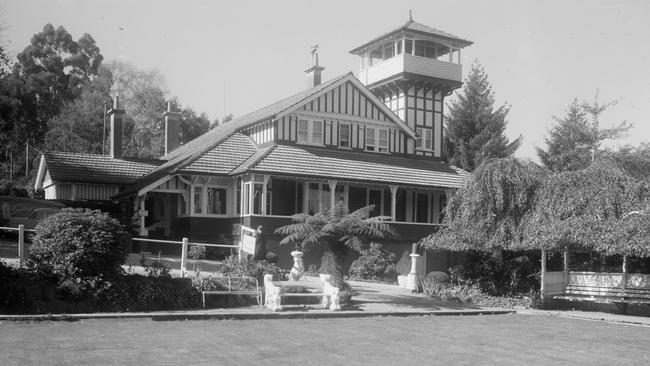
349;15;472;158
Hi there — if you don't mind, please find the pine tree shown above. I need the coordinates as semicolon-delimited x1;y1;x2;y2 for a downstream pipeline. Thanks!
444;62;521;171
536;92;631;172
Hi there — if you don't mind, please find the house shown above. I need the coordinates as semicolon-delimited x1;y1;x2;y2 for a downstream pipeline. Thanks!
35;17;473;269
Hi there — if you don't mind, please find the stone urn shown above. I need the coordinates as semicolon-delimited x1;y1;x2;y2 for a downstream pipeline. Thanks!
289;250;304;281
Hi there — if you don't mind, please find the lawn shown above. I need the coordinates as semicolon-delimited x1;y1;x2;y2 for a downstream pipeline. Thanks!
1;314;647;365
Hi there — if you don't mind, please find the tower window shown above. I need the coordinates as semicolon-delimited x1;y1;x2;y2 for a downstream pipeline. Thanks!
416;128;433;151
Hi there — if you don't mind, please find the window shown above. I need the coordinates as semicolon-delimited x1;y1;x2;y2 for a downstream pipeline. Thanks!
405;39;413;54
339;124;350;148
312;120;323;144
193;187;202;214
296;119;323;145
242;182;251;215
384;44;394;59
367;128;388;153
416;128;433;151
207;187;226;215
298;119;309;143
378;129;388;152
366;128;376;151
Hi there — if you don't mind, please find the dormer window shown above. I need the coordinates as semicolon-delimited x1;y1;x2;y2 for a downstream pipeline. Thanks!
297;119;324;145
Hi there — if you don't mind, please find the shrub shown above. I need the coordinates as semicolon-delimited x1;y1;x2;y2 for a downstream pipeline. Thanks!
216;255;289;283
30;208;129;279
424;282;533;308
338;280;356;307
396;250;411;275
348;243;397;281
97;275;200;312
448;251;540;296
189;244;206;272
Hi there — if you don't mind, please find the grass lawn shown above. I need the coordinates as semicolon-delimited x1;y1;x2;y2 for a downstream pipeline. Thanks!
1;314;648;365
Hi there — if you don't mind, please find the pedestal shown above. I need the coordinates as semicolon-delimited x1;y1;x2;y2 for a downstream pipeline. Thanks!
406;253;420;291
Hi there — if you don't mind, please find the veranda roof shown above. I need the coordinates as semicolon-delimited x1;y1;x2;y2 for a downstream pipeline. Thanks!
235;143;471;189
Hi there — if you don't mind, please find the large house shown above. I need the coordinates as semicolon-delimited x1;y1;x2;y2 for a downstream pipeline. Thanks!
35;17;473;269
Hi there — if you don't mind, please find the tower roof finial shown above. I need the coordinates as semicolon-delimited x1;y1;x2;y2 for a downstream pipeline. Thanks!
409;9;413;22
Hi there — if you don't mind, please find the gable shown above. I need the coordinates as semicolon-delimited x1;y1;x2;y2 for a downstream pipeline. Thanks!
277;76;415;137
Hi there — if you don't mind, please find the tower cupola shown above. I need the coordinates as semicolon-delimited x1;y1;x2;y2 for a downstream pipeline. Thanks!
350;15;473;159
350;15;472;92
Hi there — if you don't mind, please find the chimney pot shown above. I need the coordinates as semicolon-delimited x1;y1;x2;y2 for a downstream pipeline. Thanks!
305;46;325;88
163;101;180;155
107;96;125;159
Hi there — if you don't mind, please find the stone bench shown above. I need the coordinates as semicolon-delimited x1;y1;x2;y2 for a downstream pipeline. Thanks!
263;274;341;311
201;276;262;308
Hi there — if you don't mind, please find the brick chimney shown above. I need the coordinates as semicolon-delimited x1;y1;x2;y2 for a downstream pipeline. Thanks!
163;101;180;155
107;96;125;159
305;45;325;88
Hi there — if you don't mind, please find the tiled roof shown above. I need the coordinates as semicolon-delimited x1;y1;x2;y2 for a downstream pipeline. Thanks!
160;73;351;163
349;19;473;54
242;144;470;189
179;133;258;175
116;73;363;197
43;151;162;185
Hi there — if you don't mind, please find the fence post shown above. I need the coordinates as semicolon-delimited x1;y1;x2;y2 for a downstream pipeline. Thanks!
540;249;547;301
181;238;188;278
239;232;243;263
18;225;25;266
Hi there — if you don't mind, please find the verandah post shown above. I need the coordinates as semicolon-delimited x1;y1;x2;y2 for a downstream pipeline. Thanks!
181;237;188;278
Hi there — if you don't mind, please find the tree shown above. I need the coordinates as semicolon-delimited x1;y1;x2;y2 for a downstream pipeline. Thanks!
107;60;167;158
608;143;650;180
420;158;544;253
45;67;112;153
523;158;650;257
536;92;631;172
444;62;522;171
0;24;102;180
178;107;210;144
274;202;397;281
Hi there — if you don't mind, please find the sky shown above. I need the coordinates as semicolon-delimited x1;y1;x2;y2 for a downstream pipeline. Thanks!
2;0;650;161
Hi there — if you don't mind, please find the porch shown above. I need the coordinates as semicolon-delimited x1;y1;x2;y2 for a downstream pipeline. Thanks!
132;173;458;270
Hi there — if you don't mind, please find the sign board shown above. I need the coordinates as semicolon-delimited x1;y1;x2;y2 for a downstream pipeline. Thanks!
242;234;256;255
138;210;149;217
